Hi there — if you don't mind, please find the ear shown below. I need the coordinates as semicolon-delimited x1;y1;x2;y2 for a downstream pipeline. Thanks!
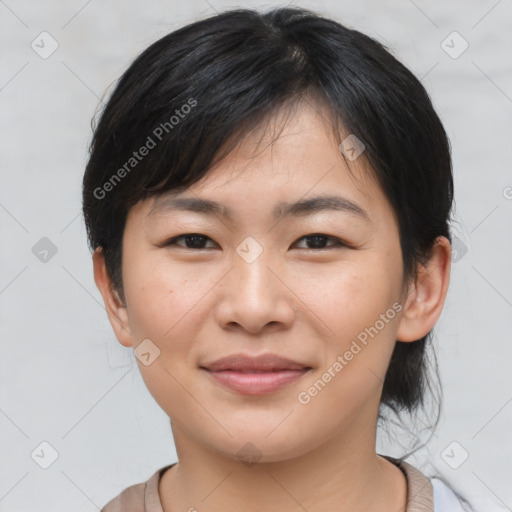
92;247;133;347
396;236;451;342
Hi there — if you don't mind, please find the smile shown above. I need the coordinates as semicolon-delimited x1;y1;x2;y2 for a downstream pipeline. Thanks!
200;353;312;395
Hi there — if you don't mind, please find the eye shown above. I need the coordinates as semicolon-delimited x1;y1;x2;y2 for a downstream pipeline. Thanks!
162;233;217;249
292;234;349;250
160;233;350;251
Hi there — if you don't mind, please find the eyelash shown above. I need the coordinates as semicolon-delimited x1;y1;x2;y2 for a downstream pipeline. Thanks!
161;233;351;251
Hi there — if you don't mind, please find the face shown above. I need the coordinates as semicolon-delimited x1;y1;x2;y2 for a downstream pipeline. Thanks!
110;101;411;463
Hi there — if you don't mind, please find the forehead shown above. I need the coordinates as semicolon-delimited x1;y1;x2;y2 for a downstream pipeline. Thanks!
138;100;391;227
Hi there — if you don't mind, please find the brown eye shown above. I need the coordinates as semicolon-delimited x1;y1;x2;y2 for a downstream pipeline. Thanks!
293;234;348;250
162;233;217;249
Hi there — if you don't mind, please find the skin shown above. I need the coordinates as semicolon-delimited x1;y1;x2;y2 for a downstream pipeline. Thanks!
94;99;451;512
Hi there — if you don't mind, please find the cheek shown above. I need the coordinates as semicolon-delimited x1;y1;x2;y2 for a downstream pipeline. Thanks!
298;256;402;387
122;256;214;409
123;253;218;344
294;259;396;336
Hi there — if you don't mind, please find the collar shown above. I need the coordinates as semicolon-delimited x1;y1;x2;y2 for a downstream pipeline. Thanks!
381;455;434;512
144;455;434;512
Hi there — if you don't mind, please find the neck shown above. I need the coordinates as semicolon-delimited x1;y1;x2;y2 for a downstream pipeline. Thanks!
159;414;407;512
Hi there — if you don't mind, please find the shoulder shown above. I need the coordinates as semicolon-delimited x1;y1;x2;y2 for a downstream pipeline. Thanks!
100;464;175;512
381;454;474;512
101;480;146;512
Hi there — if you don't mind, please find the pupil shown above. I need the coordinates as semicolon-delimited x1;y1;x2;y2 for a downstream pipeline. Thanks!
308;235;325;248
187;235;205;248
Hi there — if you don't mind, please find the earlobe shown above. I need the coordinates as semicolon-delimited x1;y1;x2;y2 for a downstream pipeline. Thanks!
92;247;133;347
396;236;451;343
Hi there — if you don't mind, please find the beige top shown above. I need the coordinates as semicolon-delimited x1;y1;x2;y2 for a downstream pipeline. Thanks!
101;455;434;512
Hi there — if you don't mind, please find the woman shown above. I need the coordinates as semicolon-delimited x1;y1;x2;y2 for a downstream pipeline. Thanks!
83;6;473;511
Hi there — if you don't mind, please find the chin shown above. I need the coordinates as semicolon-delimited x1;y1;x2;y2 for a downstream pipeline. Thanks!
197;421;323;466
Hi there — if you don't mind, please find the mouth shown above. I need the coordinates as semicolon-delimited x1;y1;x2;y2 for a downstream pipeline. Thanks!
200;353;312;395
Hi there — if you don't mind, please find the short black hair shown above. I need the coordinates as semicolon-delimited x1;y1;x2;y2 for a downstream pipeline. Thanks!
82;6;453;421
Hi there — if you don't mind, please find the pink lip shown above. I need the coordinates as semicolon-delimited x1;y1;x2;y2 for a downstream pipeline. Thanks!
205;369;309;395
200;353;312;395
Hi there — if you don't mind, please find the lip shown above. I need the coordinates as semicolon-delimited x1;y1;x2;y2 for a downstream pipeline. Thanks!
200;353;312;395
202;353;310;372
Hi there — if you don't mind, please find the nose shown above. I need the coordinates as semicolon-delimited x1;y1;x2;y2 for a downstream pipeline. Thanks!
215;249;296;335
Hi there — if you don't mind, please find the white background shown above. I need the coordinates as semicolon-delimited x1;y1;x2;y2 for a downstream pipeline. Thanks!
0;1;511;510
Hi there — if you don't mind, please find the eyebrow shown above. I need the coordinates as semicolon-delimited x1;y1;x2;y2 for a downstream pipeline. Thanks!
147;194;371;223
